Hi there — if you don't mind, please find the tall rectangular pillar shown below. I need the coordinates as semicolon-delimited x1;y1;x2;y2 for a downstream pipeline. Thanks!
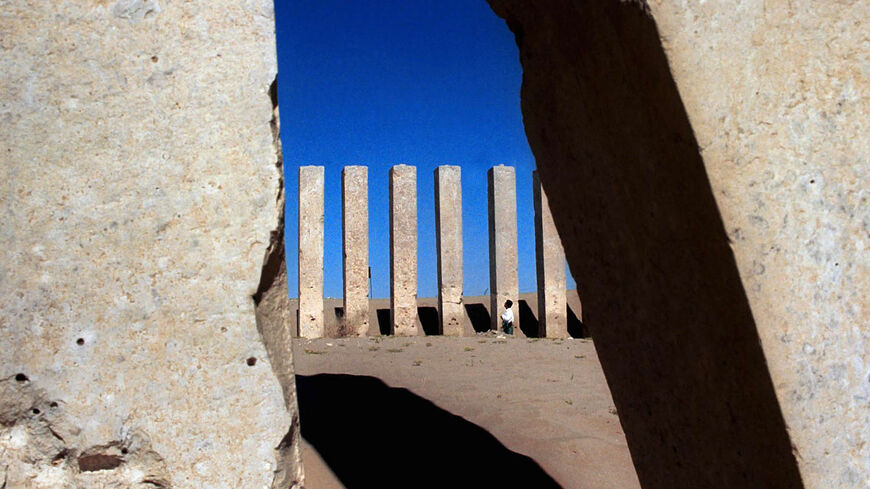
342;166;369;336
435;166;464;336
298;166;324;338
534;171;568;338
488;165;519;332
389;165;418;335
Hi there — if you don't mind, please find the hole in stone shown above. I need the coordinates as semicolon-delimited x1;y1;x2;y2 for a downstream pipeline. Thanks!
334;306;344;320
15;373;28;382
464;303;491;333
246;357;257;366
121;448;129;455
151;55;158;62
32;408;40;415
418;306;439;335
518;300;539;337
50;401;59;408
76;338;85;345
567;305;586;338
78;453;124;472
376;309;391;335
52;449;68;465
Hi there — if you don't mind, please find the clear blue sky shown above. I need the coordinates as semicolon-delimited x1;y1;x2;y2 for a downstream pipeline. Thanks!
274;0;575;299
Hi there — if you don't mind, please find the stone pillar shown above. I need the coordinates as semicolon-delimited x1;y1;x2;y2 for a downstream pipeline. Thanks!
0;3;300;487
487;2;865;487
488;165;519;332
435;166;464;336
298;166;324;338
534;171;567;338
389;165;418;335
342;166;369;336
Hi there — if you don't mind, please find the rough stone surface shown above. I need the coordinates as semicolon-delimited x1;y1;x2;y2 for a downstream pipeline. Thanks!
533;171;567;339
488;165;519;332
489;1;867;488
341;166;370;337
0;1;299;488
298;166;325;339
389;165;419;336
646;4;869;486
434;166;466;336
253;99;305;488
1;375;171;489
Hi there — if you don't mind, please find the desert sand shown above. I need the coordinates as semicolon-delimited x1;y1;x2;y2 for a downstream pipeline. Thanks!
292;335;640;489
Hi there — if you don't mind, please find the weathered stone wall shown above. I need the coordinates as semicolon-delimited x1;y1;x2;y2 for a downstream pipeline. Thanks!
0;1;301;488
287;292;584;339
489;0;867;488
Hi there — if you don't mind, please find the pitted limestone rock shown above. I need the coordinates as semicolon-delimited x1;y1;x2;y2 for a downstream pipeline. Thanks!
0;376;171;488
0;1;298;488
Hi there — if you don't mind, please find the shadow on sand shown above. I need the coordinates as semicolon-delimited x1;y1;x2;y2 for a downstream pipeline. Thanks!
296;373;563;489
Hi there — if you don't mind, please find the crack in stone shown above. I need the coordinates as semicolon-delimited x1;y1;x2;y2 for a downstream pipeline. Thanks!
251;75;304;489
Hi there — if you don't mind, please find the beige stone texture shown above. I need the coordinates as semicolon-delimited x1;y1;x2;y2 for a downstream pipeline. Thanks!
488;165;519;333
646;4;869;486
0;1;301;488
389;165;420;336
489;1;867;488
253;99;305;488
434;166;467;336
298;165;325;339
533;171;568;339
342;166;369;336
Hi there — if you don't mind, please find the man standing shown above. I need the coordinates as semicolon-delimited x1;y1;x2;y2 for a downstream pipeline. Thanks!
500;299;514;335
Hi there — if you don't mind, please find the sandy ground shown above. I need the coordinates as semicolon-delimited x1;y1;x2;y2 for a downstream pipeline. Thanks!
292;335;641;489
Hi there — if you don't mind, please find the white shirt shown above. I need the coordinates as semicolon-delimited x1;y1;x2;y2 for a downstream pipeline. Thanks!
500;307;514;324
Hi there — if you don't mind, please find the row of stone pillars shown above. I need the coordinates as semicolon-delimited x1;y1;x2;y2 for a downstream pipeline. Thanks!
297;164;569;338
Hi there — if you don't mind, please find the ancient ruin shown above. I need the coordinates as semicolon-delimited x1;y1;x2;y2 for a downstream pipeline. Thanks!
297;166;325;338
342;166;370;337
488;165;521;332
1;1;301;488
434;166;465;336
2;1;866;488
488;1;868;488
389;165;420;336
534;171;568;338
293;163;572;340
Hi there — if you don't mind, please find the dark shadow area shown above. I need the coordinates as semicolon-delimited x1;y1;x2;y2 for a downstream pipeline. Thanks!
334;306;344;320
464;303;491;333
518;300;539;337
418;306;440;335
294;308;299;337
296;374;563;489
376;308;391;335
489;1;805;488
566;305;586;338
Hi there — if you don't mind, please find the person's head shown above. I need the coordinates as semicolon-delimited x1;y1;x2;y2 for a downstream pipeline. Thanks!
504;299;513;308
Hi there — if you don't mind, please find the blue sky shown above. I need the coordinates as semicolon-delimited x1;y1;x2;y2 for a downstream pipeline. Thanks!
274;0;575;298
